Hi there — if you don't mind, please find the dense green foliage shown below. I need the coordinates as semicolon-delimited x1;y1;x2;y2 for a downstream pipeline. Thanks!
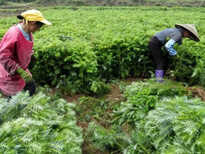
0;92;83;153
0;7;205;93
86;80;205;153
0;6;205;153
112;80;189;127
0;0;5;5
144;96;205;153
34;7;205;92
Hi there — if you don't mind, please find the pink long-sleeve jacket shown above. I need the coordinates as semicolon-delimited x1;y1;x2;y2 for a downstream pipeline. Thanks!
0;25;33;96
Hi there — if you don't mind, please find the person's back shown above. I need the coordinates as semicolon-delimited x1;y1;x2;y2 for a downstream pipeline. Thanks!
154;28;183;45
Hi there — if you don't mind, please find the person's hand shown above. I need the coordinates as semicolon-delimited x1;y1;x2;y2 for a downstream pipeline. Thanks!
16;67;32;83
168;50;177;56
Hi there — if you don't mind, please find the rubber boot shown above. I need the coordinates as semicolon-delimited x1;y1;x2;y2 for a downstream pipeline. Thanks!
155;70;164;83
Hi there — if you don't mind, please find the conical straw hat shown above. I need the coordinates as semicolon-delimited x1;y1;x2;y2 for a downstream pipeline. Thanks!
175;24;199;42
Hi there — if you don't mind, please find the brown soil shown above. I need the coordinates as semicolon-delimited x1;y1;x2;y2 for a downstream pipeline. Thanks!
105;83;123;103
64;82;125;154
63;93;86;102
187;87;205;101
70;82;124;128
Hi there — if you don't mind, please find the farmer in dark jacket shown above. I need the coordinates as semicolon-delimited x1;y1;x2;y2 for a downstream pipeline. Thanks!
148;24;200;82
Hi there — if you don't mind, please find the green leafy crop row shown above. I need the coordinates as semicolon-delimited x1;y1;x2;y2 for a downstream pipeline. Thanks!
0;92;83;153
87;80;205;153
0;7;205;93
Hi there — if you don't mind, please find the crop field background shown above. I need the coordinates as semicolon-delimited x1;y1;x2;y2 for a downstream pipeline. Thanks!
0;5;205;153
1;6;205;93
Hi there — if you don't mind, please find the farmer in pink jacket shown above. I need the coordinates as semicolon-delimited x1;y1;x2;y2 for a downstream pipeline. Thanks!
0;10;51;97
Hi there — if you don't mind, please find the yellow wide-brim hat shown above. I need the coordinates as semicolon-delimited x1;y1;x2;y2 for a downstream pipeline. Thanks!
17;9;52;26
175;24;199;42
